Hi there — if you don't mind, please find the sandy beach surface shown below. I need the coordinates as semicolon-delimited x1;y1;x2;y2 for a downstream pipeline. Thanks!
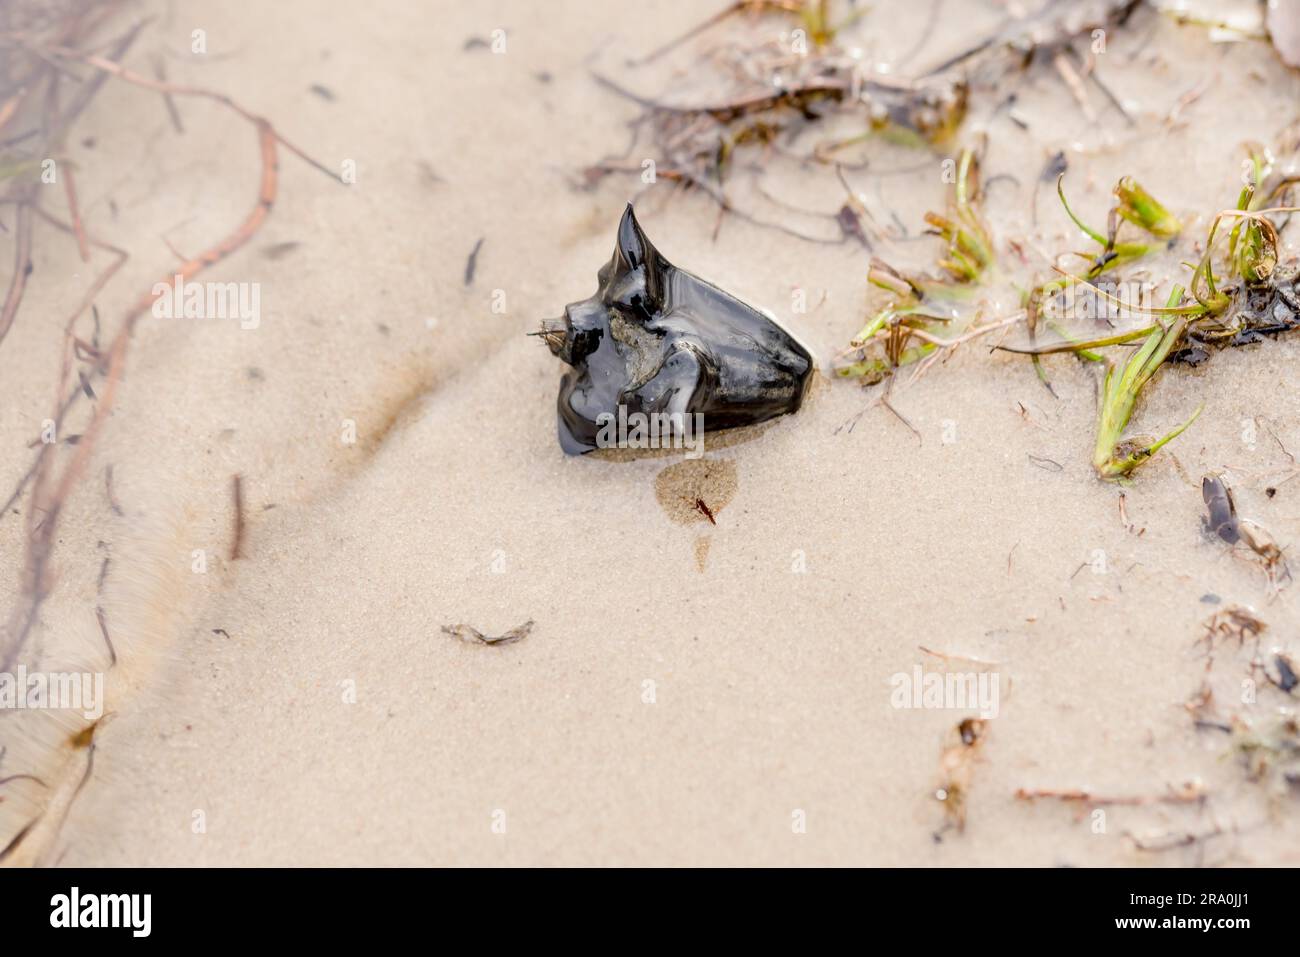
3;0;1300;866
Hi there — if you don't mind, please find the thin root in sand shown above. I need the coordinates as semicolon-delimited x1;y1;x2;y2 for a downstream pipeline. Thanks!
0;4;341;864
0;11;342;675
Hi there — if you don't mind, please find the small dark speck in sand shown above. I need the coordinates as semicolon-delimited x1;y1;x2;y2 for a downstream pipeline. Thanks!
464;237;485;286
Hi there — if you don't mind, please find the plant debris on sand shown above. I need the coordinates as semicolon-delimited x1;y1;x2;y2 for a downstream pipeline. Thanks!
584;0;1139;239
1201;474;1291;589
441;620;535;647
934;716;986;836
1188;606;1300;802
834;146;1013;386
839;139;1300;480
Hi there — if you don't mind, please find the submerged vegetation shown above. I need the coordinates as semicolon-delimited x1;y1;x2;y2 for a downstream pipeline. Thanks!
585;0;1139;239
837;144;1300;480
1089;286;1201;479
1029;163;1300;479
834;147;1008;384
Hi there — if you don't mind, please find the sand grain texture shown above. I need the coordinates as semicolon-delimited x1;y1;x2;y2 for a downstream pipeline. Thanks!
3;0;1300;866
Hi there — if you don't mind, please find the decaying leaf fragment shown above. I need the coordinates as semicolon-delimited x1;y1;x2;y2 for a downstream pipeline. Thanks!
441;620;535;647
935;717;987;834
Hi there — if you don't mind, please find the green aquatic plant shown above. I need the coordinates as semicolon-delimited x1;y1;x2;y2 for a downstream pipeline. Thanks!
995;149;1300;478
1091;285;1202;480
1017;173;1183;392
835;148;995;385
1114;176;1182;239
835;155;1183;390
839;147;1300;479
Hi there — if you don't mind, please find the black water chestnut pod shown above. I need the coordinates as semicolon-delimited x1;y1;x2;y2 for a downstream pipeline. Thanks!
542;205;814;454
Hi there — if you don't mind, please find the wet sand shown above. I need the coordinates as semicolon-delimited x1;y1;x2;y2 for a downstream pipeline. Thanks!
2;0;1300;865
